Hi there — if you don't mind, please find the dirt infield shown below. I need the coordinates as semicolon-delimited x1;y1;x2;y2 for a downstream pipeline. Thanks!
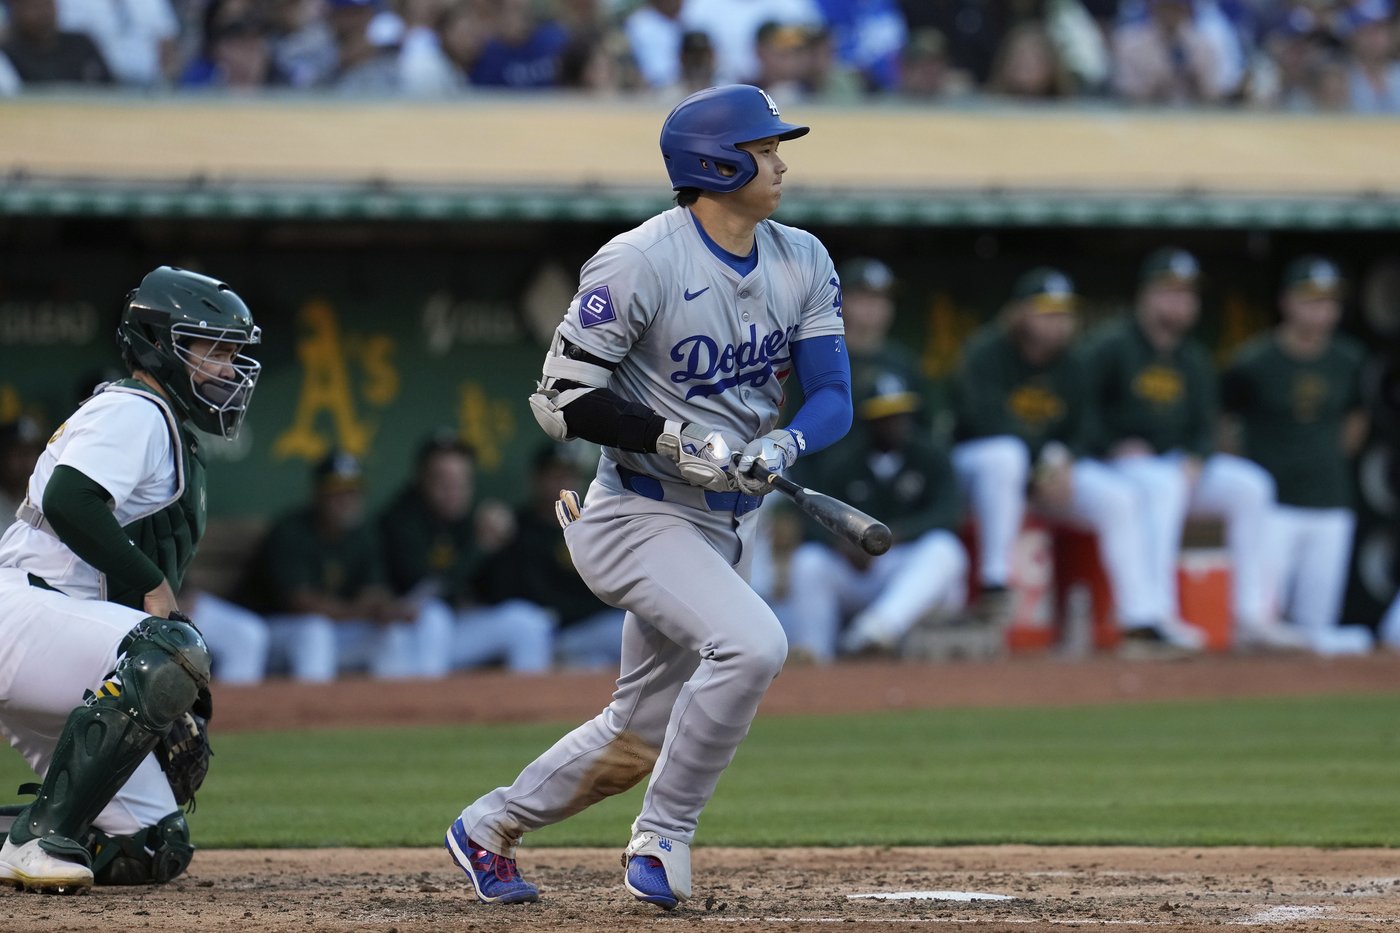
4;653;1400;932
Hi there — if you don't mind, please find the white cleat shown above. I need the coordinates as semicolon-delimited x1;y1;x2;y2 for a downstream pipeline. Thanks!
0;836;93;894
1234;619;1311;653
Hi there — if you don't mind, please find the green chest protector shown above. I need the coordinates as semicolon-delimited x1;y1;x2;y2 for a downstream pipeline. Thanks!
104;380;208;609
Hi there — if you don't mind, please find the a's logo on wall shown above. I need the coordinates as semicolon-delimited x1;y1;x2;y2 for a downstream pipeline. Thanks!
578;286;617;328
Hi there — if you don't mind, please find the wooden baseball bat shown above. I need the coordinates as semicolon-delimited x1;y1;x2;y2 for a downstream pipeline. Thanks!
767;472;893;556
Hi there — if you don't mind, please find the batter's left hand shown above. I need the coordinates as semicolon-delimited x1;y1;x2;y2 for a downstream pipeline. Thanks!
736;429;804;495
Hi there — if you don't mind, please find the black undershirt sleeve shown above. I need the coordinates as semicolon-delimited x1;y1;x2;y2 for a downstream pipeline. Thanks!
554;380;668;453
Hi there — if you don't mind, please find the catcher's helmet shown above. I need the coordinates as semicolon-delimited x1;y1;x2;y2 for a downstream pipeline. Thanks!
117;266;262;440
659;84;810;193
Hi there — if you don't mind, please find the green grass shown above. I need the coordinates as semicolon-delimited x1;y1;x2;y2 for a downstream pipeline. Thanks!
4;694;1399;848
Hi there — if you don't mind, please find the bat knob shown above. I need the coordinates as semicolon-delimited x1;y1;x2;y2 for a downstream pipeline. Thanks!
862;523;893;556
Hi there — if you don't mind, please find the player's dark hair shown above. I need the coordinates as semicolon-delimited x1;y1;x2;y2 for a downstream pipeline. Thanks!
675;188;701;207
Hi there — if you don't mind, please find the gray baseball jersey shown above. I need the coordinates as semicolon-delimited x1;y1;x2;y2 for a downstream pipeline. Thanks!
558;205;844;484
457;204;845;878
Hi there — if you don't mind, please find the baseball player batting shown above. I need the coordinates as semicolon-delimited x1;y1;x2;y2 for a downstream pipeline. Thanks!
445;84;853;909
0;267;261;892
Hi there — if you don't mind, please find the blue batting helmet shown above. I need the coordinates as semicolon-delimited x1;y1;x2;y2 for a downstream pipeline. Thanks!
659;84;810;194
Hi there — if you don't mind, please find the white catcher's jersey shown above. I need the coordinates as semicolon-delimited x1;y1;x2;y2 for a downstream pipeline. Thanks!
0;387;182;598
557;206;844;483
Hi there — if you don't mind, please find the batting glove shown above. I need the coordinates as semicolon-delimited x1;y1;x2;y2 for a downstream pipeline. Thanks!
735;429;804;496
656;421;739;492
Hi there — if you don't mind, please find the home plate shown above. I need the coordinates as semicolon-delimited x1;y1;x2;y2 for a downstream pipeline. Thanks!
849;891;1016;902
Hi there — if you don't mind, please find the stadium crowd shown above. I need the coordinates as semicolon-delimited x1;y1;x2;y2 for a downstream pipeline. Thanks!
1;0;1399;111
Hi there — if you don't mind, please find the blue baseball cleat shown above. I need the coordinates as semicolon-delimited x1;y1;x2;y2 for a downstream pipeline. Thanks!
623;831;690;909
625;854;679;909
444;818;539;904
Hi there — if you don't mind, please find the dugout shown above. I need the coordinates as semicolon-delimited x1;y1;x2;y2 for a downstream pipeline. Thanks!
1;96;1398;625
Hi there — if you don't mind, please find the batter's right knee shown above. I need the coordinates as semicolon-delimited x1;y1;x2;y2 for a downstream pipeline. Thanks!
729;610;788;680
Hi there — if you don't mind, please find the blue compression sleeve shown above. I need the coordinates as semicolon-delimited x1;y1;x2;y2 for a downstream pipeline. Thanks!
786;335;853;455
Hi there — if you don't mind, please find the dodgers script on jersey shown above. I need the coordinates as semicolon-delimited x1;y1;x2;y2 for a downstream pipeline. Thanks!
556;206;844;483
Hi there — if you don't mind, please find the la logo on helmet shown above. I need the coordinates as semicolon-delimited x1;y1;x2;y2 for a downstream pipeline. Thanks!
759;88;780;117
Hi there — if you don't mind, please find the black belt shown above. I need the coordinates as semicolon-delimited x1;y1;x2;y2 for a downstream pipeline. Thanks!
616;466;762;517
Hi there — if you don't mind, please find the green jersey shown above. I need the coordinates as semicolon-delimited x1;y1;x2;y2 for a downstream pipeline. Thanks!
1079;317;1216;458
1222;333;1364;508
952;325;1083;459
378;488;486;606
246;508;386;611
798;433;958;546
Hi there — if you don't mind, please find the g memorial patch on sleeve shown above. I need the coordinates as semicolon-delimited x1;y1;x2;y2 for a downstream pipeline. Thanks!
578;285;617;328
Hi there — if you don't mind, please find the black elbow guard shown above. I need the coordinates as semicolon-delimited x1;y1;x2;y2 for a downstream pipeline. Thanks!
556;382;667;452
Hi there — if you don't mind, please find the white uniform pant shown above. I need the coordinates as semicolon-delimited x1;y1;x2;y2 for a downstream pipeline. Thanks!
1106;452;1275;626
267;599;451;682
437;598;557;675
0;568;176;835
1266;506;1364;651
186;591;270;685
785;529;967;661
953;437;1158;626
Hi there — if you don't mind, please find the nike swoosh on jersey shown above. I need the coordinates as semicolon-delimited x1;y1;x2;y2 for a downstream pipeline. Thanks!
683;287;710;301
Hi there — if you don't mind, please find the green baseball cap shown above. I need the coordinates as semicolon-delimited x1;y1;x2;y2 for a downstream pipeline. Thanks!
1011;266;1076;313
838;258;895;294
1282;255;1342;297
857;371;921;420
1140;248;1201;288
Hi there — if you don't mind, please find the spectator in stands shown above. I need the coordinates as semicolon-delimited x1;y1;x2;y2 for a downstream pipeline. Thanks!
56;0;178;85
479;444;624;669
812;0;906;92
671;27;715;94
898;0;1008;86
252;450;444;681
896;27;971;99
1079;248;1289;652
680;0;822;85
1307;52;1354;109
987;21;1076;98
624;0;686;89
437;0;493;78
378;431;555;674
753;20;812;103
325;0;408;92
951;268;1161;639
0;416;44;528
265;0;337;87
1341;0;1400;112
393;0;467;94
2;0;112;84
468;0;569;88
558;26;637;93
803;24;863;101
179;1;277;88
1111;0;1245;104
785;371;967;661
1222;256;1372;654
1247;5;1328;109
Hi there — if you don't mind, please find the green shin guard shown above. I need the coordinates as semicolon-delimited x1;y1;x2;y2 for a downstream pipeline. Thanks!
85;812;193;885
8;618;210;857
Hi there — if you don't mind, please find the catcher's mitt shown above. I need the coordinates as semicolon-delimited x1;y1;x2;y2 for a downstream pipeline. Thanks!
156;711;211;810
